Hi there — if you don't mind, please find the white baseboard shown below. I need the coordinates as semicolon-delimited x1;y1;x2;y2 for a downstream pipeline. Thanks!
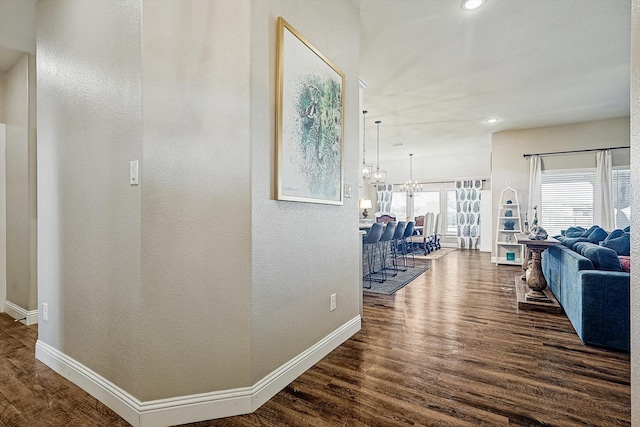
37;315;361;427
4;300;38;325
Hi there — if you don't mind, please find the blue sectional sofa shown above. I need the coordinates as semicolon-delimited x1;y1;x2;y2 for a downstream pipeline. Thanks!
541;227;630;351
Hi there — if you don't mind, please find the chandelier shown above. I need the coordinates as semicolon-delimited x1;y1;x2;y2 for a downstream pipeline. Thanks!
400;153;422;195
361;111;373;180
370;120;387;184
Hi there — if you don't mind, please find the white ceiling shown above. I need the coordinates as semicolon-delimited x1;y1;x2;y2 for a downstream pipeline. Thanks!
356;0;631;163
0;0;631;167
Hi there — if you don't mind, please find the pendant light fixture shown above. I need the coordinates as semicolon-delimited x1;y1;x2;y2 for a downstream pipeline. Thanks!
400;153;422;196
361;110;373;180
370;120;387;184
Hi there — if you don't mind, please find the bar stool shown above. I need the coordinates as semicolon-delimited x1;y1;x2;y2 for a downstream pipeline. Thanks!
362;223;384;288
401;221;416;268
379;221;397;278
391;221;407;272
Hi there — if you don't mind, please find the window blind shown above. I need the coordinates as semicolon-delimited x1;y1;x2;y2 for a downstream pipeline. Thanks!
612;169;631;229
541;170;596;236
413;191;440;217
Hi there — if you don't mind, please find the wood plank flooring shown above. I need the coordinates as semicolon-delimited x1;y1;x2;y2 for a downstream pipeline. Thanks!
0;250;630;426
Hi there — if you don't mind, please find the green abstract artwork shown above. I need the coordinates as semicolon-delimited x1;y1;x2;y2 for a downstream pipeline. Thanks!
277;18;345;205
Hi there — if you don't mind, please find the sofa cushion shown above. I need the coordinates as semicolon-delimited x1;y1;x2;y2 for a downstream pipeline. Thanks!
572;241;592;255
565;226;586;238
581;245;622;271
619;256;630;272
601;232;630;256
561;237;589;248
587;227;608;244
624;225;630;232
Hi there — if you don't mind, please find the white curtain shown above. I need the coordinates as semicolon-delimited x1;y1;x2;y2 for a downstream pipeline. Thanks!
595;150;614;231
455;179;482;249
527;155;542;228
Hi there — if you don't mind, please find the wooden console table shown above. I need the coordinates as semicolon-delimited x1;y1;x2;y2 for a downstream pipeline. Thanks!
515;234;562;312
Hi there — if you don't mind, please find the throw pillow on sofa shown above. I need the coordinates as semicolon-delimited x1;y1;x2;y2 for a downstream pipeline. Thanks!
580;225;600;238
602;228;625;244
565;226;586;238
619;256;630;272
601;232;630;256
587;226;608;244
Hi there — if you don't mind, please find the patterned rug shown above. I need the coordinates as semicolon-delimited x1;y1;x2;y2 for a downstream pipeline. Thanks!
413;247;457;260
363;264;429;295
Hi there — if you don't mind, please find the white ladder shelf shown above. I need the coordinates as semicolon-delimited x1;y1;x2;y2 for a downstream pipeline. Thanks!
494;186;525;266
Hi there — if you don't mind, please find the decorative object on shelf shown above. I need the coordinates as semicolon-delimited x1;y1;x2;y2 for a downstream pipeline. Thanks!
503;219;515;230
506;200;513;204
275;17;344;205
359;199;372;218
361;110;373;180
370;120;387;184
504;210;513;217
524;212;529;233
455;179;482;249
527;206;548;240
506;252;516;261
400;153;422;196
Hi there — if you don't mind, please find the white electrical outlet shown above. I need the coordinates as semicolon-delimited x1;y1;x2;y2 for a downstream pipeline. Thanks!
330;294;336;311
42;303;48;321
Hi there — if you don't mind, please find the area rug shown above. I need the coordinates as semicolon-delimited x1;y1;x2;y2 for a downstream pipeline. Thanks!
414;247;456;260
363;264;429;295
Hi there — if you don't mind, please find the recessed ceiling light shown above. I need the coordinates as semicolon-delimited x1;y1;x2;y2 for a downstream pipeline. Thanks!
391;142;404;147
486;118;499;124
461;0;485;10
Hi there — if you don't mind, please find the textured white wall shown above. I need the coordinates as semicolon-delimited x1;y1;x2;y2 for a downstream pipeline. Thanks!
249;0;361;383
630;0;639;424
491;117;630;258
0;0;36;55
0;124;5;309
37;0;143;396
4;54;35;310
139;0;252;400
37;0;360;410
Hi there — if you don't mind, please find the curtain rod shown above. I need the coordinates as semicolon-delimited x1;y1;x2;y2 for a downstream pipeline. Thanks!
523;146;630;158
389;178;487;185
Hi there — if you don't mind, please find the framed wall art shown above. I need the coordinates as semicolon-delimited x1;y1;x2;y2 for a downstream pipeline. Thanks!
275;17;345;205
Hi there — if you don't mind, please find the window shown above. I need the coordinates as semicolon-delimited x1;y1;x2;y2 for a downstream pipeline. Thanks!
446;190;457;235
612;169;630;229
413;191;440;218
390;191;407;220
540;168;630;236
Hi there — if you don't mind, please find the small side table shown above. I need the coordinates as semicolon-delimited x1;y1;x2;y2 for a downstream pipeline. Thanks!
516;234;561;306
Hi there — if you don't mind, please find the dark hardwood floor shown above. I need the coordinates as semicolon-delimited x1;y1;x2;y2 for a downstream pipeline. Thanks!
0;250;630;426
